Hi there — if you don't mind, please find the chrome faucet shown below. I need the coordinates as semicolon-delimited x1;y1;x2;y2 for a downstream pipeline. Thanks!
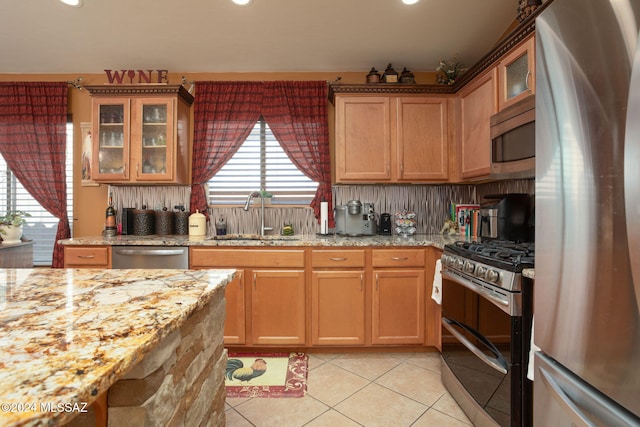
243;191;273;236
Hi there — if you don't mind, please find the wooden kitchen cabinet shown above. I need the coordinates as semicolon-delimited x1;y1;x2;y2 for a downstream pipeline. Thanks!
396;97;450;181
371;249;426;345
311;249;366;346
372;270;425;345
334;96;391;182
334;94;450;183
251;270;306;345
85;85;193;184
497;35;535;111
63;246;111;268
190;248;306;346
222;271;246;345
458;68;498;180
190;246;438;349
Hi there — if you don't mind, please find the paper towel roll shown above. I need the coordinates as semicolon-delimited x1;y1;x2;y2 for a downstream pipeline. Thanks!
320;202;328;234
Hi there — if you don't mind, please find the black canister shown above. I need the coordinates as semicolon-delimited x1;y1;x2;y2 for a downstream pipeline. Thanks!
155;209;174;235
121;208;135;235
133;208;155;235
174;211;189;235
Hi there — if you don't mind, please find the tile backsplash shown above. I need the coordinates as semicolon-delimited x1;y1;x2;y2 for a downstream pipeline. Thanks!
110;180;534;236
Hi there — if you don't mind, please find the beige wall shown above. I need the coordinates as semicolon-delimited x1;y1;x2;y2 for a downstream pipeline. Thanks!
0;71;437;236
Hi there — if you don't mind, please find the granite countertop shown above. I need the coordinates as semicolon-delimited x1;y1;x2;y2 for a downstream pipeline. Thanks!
59;233;464;249
0;268;235;427
522;268;535;279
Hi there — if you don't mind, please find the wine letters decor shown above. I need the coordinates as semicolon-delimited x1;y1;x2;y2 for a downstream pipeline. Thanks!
104;69;169;84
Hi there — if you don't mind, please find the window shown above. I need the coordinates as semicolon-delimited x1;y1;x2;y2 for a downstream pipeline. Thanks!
208;119;318;205
0;123;74;266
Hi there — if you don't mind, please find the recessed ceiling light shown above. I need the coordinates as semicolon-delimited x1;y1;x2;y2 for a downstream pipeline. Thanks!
59;0;83;7
402;0;420;4
232;0;253;5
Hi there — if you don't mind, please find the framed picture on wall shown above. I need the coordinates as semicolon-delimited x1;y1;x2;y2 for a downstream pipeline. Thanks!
81;122;99;186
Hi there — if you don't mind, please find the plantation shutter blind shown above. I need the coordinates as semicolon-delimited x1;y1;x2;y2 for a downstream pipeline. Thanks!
208;120;318;205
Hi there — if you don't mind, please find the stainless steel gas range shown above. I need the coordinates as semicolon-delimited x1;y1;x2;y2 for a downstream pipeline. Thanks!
440;239;534;427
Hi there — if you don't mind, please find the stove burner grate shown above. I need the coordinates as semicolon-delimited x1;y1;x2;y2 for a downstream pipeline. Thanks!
450;240;535;270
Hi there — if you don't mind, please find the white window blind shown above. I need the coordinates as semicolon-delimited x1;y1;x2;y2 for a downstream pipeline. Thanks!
208;120;318;205
0;123;74;266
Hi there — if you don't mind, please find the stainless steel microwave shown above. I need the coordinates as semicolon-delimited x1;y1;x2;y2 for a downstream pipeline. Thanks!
490;95;535;179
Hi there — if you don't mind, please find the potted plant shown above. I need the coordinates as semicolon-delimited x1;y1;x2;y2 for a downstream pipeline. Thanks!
260;190;273;206
0;210;31;244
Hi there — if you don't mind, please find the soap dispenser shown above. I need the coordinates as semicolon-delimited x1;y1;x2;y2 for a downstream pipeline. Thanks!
215;216;227;236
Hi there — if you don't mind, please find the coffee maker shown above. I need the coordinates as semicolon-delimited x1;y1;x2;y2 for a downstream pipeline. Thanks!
479;193;533;242
335;200;377;236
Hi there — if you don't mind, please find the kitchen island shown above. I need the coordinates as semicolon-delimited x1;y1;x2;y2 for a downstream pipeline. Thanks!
0;268;235;426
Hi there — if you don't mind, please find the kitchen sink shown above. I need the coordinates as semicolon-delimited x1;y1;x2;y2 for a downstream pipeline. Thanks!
209;234;300;241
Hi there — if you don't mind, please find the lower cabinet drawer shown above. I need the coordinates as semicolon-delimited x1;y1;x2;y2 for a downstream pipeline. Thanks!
372;249;425;268
311;249;365;268
190;248;305;268
64;246;110;267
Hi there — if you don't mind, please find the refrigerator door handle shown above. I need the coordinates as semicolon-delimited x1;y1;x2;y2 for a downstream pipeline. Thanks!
537;353;640;426
625;31;640;314
538;365;596;427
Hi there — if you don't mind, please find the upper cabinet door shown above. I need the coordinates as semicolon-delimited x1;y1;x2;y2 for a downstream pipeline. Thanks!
458;68;498;180
92;98;131;182
498;35;535;111
131;98;176;182
334;96;392;182
396;97;449;181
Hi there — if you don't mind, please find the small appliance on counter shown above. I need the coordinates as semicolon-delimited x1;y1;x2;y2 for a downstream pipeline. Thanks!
379;213;392;235
479;193;533;242
121;208;135;235
335;200;377;236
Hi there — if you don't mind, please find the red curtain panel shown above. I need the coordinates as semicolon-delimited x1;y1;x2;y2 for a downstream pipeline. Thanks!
262;81;333;227
0;82;70;268
190;81;264;217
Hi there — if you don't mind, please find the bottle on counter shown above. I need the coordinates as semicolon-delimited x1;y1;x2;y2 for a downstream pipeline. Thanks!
215;216;227;236
104;192;117;237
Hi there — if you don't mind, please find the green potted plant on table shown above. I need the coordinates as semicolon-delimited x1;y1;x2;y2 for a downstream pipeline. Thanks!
0;210;31;244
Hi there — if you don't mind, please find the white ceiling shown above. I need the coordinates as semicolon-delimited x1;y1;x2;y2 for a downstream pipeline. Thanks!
0;0;518;74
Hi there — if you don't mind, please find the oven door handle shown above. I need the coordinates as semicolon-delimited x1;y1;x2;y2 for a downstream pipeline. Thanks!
441;269;516;315
442;317;509;375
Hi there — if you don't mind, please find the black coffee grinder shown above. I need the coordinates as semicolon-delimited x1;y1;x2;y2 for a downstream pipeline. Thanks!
379;213;392;235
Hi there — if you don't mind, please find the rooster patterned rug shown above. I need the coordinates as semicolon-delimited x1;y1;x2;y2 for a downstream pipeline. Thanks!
225;352;308;398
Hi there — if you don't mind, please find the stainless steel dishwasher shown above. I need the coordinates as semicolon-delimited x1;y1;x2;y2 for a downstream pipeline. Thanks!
112;246;189;269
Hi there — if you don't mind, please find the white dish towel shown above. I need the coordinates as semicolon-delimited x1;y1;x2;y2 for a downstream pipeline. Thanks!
527;316;540;381
431;259;442;305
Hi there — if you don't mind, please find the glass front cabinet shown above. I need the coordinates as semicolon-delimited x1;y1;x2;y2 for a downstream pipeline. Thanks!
86;85;194;184
497;34;535;111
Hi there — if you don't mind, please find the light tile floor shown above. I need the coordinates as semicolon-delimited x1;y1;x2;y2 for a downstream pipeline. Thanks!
225;352;473;427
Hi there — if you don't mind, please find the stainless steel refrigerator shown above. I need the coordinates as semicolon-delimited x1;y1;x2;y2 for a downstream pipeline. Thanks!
535;0;640;425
